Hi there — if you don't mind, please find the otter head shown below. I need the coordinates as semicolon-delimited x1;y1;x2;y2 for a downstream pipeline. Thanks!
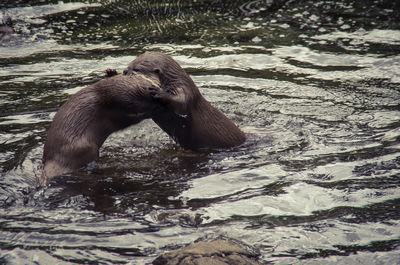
123;52;201;115
97;73;164;124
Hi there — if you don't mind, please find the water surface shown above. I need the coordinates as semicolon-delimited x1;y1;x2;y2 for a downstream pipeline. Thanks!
1;0;400;264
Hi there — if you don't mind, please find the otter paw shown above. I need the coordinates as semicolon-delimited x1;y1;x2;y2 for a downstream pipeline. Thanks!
104;68;118;77
148;85;165;98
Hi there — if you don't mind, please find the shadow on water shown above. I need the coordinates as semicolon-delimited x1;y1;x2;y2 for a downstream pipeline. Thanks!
40;147;213;214
1;0;400;264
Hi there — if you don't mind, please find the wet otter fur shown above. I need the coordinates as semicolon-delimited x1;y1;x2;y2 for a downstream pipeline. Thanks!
124;52;245;151
41;74;160;185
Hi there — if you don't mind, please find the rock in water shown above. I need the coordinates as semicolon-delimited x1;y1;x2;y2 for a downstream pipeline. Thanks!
153;239;260;265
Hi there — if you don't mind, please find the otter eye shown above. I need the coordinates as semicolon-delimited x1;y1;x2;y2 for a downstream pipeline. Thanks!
153;68;161;74
133;69;140;73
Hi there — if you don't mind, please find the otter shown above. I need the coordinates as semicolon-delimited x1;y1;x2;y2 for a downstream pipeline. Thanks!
41;73;161;185
123;52;246;151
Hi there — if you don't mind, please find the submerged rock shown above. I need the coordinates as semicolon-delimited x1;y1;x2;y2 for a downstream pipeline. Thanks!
0;16;14;40
153;238;261;265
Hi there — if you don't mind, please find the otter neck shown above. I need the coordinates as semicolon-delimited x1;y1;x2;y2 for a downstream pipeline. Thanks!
60;91;142;151
153;96;245;151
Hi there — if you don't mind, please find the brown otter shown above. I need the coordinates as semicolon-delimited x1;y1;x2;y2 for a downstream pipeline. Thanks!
41;73;161;185
123;52;246;151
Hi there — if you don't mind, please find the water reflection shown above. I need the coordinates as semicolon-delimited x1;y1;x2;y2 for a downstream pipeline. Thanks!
1;0;400;264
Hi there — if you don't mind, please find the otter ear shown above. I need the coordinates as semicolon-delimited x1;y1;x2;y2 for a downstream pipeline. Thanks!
153;68;161;74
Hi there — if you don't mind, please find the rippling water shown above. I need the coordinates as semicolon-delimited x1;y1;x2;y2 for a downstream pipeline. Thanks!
1;0;400;264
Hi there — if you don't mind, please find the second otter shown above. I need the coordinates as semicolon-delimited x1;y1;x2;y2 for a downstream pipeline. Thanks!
124;52;246;151
41;74;160;185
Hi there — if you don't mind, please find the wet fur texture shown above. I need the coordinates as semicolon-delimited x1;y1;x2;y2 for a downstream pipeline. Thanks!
124;52;246;151
41;74;160;185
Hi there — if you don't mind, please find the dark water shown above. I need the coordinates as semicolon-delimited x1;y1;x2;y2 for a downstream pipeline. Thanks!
1;0;400;264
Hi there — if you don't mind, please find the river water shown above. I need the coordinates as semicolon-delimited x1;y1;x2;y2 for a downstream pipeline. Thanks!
1;0;400;264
